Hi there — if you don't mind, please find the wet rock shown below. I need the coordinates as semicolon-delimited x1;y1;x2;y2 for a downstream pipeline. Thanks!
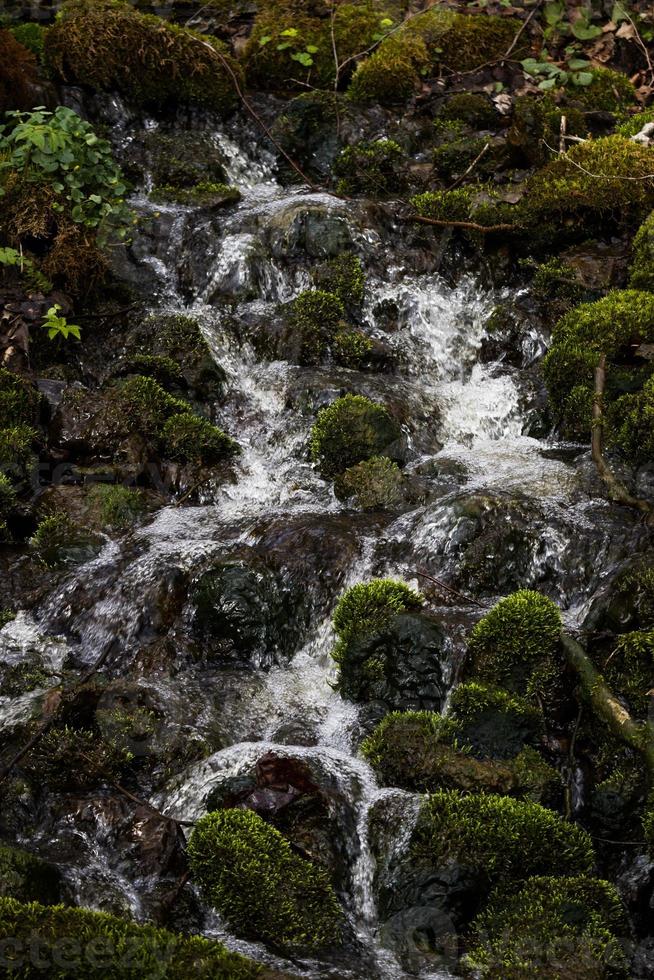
120;129;230;190
263;198;355;260
190;557;304;668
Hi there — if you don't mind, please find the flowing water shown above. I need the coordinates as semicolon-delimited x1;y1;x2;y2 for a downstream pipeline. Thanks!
1;106;651;977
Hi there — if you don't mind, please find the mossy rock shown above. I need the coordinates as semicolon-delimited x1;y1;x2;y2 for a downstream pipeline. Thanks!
508;94;588;167
542;289;654;442
187;808;342;952
243;1;384;92
310;393;403;478
23;725;132;792
568;66;636;114
150;181;240;208
463;875;629;978
517;135;654;242
280;289;346;365
362;710;558;802
410;791;594;887
465;591;563;698
29;513;103;568
45;0;241;112
437;93;498;129
311;253;365;314
0;896;275;978
122;129;230;189
630;211;654;293
0;845;62;905
448;682;544;759
336;455;403;510
0;369;40;428
332;139;406;197
348;10;520;105
161;413;238;464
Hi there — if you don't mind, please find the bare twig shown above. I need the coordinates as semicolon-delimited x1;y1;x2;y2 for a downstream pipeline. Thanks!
447;141;490;191
404;214;520;234
417;569;488;608
504;0;545;58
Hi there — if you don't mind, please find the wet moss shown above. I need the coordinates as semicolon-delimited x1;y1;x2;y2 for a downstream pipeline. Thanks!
508;95;587;167
0;845;61;905
448;682;544;759
333;139;406;196
311;253;365;311
0;369;40;427
0;425;38;481
150;182;241;207
333;579;424;650
569;66;636;114
310;393;403;477
29;513;102;568
161;413;239;465
332;327;373;368
0;897;267;978
531;257;586;305
336;455;402;509
24;725;132;791
45;0;241;112
130;313;226;402
608;375;654;466
438;92;498;129
542;289;654;441
411;790;594;885
187;808;342;952
466;591;562;695
87;485;146;530
463;875;629;978
0;29;40;113
348;10;520;105
283;289;345;365
629;211;654;292
617;108;654;137
411;188;473;223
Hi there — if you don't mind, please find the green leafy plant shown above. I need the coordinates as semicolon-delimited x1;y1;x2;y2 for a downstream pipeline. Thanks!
0;246;52;293
521;55;594;90
41;304;81;341
259;26;319;69
0;106;130;237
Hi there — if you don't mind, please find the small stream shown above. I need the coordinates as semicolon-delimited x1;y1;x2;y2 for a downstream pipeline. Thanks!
1;102;650;977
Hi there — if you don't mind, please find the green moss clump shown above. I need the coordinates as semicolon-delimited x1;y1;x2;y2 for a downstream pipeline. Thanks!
531;257;585;304
518;136;654;239
411;791;594;885
0;609;15;629
45;0;241;112
310;394;402;477
108;375;190;437
333;578;424;649
449;681;544;758
466;591;562;693
361;710;459;789
10;23;47;61
87;485;146;530
601;629;654;717
133;312;226;401
0;845;61;905
411;188;473;223
336;455;402;509
284;289;345;365
0;897;266;978
187;808;342;952
161;413;239;465
0;368;39;427
629;211;654;292
25;725;132;791
463;875;629;978
570;66;636;113
617;108;654;137
0;425;37;476
150;182;241;207
542;289;654;440
438;93;498;128
508;95;587;167
311;253;365;310
119;354;183;387
333;139;406;196
607;375;654;465
0;473;17;530
29;513;100;568
348;10;519;105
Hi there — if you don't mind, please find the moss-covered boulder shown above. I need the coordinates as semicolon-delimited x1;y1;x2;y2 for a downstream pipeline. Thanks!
45;0;241;112
630;211;654;292
361;711;558;802
542;289;654;441
311;253;365;313
0;897;275;978
463;875;629;978
187;808;342;952
411;791;594;886
29;512;103;568
568;66;636;113
280;289;346;365
331;580;445;716
336;455;403;510
348;10;520;105
0;846;62;905
448;682;544;759
465;590;563;697
332;139;406;197
310;394;403;478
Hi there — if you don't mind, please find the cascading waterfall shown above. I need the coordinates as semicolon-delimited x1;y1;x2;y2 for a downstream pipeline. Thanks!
1;108;650;979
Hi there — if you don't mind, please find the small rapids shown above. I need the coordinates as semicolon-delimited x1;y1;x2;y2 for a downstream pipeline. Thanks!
1;105;651;979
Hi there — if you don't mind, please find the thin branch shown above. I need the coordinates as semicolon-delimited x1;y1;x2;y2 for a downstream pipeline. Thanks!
613;1;654;86
447;141;490;191
504;0;544;58
416;569;488;608
404;214;520;234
